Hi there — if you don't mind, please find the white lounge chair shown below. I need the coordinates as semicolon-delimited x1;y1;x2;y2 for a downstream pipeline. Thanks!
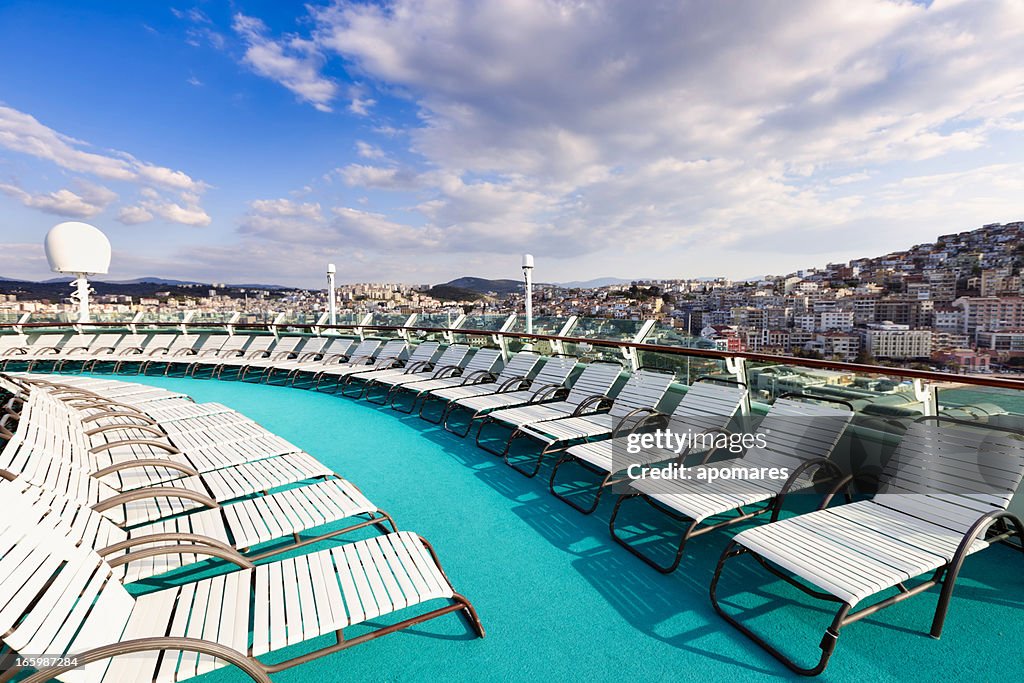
335;341;441;397
359;344;472;404
609;395;854;573
419;350;543;424
475;360;623;457
710;415;1024;675
549;378;749;513
387;347;505;414
443;355;579;437
0;521;483;683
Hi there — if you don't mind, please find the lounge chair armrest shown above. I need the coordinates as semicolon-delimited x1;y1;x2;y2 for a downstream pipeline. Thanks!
85;423;166;438
497;375;531;393
91;487;219;513
695;427;736;464
373;355;403;369
404;359;433;373
99;533;250;561
146;346;172;354
0;421;13;442
431;364;463;379
246;349;272;359
89;439;181;455
172;348;198;356
32;346;62;355
571;394;614;416
90;346;117;355
346;353;376;365
19;638;270;683
773;457;846;520
298;351;323;360
611;407;662;436
92;459;199;478
461;369;497;385
529;382;568;403
116;346;145;355
81;410;156;425
107;544;255;569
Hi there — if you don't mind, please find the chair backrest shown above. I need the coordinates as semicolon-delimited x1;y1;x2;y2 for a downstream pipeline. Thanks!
0;518;135;678
608;369;675;418
432;344;471;369
109;333;147;352
874;417;1024;534
0;334;27;350
78;333;123;354
741;397;854;485
318;337;355;358
241;336;275;354
268;335;303;356
406;341;440;364
346;339;383;361
294;336;328;356
530;355;579;388
374;339;409;362
27;333;65;350
59;334;98;353
164;334;200;354
670;380;748;434
565;362;623;406
463;348;503;374
214;335;250;356
496;351;542;382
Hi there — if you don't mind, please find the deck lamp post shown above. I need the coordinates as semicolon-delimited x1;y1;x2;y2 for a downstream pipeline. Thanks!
327;263;337;326
522;254;534;335
44;221;111;324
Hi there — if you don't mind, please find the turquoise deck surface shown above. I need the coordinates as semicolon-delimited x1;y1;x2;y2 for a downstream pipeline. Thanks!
65;375;1024;681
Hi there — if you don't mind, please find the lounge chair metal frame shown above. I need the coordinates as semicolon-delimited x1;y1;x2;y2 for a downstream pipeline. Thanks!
708;415;1024;676
608;394;855;574
474;359;623;459
548;377;748;514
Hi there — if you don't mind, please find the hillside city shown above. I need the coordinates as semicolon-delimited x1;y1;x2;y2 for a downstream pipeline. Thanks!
3;220;1023;374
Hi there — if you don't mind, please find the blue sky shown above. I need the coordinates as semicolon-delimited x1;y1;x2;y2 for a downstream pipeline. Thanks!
1;0;1023;287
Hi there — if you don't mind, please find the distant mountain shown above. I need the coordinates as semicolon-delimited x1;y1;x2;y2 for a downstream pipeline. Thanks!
110;277;206;286
558;277;635;288
441;277;523;295
422;284;487;302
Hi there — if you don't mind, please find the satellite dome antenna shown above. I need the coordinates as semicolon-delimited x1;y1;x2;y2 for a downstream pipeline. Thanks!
44;221;111;324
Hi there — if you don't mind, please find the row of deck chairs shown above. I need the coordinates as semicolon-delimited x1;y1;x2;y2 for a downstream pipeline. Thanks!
7;331;1024;675
0;373;484;682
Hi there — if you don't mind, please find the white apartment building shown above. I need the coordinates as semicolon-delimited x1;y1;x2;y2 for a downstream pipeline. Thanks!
860;321;933;359
819;310;855;331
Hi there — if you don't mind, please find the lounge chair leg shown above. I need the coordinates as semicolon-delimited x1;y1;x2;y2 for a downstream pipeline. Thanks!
503;431;548;478
418;395;446;424
442;404;476;437
608;493;694;573
710;541;849;676
475;417;512;456
548;455;607;515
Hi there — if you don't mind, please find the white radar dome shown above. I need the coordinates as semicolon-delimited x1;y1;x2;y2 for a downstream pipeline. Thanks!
44;221;111;274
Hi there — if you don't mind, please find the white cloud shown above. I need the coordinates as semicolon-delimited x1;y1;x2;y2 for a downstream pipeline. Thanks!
232;13;339;112
355;140;386;159
0;104;211;226
0;180;116;218
116;205;155;225
299;0;1024;267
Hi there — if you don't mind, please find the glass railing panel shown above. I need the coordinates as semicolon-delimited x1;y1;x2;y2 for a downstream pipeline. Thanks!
743;360;924;416
507;316;569;336
413;311;464;329
567;317;644;341
559;341;626;365
459;314;509;332
643;323;705;349
26;312;73;324
937;384;1024;422
636;349;728;384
